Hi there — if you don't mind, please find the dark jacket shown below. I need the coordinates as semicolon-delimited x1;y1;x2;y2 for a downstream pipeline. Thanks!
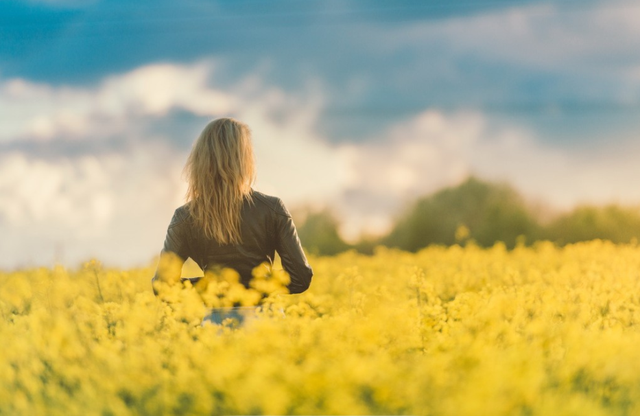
152;190;313;294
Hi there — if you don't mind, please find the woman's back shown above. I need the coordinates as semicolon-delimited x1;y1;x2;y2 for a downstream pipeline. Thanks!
158;190;312;293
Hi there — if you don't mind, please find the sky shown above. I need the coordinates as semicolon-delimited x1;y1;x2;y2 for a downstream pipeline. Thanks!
1;0;640;269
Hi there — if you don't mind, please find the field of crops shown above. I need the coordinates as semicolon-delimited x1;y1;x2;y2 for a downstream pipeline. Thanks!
2;240;640;415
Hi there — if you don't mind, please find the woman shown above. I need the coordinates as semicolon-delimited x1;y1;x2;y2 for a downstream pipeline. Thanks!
152;117;313;299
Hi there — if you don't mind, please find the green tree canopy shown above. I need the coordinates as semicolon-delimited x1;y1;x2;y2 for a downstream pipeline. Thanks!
383;177;541;251
545;205;640;245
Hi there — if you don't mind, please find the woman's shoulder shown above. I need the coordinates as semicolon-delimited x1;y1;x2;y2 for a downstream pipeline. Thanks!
250;190;291;217
169;204;191;227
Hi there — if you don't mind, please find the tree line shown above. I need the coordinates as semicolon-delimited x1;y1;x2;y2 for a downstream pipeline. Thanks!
295;177;640;255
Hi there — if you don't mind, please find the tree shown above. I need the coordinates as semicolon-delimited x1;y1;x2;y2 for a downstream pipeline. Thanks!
545;205;640;245
384;177;541;251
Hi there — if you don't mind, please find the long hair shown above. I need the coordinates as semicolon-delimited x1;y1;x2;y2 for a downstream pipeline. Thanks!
184;118;255;244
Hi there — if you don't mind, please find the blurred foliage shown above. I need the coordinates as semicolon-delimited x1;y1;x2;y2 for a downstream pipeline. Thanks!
295;209;351;256
383;177;542;250
294;177;640;255
544;205;640;245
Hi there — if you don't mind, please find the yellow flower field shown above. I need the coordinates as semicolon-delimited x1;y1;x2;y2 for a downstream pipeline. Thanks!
2;240;640;415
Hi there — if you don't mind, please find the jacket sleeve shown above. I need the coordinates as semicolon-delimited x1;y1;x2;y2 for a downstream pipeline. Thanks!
274;198;313;294
151;209;189;294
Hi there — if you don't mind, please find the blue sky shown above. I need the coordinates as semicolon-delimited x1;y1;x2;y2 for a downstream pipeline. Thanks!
1;0;640;268
5;0;638;145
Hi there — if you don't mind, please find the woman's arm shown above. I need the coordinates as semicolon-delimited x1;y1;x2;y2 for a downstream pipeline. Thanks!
274;199;313;294
151;209;190;295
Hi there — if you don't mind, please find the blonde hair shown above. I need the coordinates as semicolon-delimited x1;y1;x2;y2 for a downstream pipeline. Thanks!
184;118;255;244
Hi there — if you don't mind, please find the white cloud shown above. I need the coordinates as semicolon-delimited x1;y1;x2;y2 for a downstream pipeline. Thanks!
472;133;640;210
0;142;187;268
364;0;640;107
428;2;640;74
0;61;234;142
334;111;480;238
237;86;347;205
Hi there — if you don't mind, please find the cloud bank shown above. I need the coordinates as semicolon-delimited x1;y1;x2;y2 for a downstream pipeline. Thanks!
2;60;640;269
